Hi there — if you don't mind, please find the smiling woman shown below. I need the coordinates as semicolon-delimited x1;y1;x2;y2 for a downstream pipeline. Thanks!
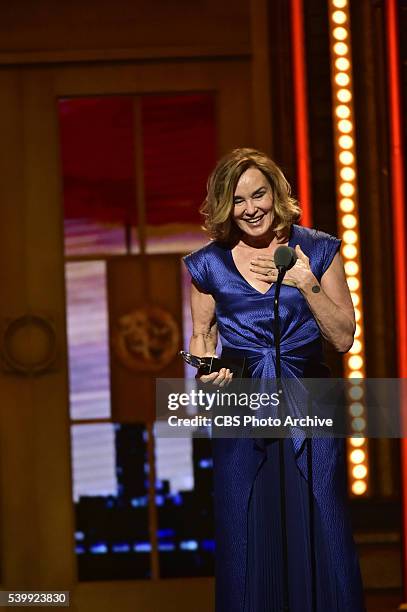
200;148;300;245
232;168;274;236
183;148;365;612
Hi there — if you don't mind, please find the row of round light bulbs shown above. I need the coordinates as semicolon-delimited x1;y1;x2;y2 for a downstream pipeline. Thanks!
330;0;368;496
348;384;367;495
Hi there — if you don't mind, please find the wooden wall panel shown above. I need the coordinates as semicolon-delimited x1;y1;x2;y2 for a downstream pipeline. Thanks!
107;255;184;423
0;68;75;587
72;577;214;612
0;0;250;63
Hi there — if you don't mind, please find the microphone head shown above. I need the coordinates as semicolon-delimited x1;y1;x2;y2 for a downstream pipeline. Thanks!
274;245;297;270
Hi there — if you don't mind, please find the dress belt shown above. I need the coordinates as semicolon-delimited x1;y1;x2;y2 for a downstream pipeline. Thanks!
221;338;326;378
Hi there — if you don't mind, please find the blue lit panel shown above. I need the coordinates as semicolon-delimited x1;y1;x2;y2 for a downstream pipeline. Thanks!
72;423;150;580
65;261;111;420
71;423;116;501
155;435;215;578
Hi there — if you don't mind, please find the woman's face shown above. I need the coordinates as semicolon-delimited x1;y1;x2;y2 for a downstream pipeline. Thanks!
232;167;274;239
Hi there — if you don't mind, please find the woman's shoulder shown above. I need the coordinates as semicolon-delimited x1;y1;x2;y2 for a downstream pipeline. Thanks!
292;224;341;278
182;240;227;293
183;240;227;263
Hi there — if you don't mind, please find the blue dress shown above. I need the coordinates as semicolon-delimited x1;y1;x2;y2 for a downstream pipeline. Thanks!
183;224;365;612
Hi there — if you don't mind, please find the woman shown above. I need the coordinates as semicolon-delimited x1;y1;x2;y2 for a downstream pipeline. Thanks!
183;148;365;612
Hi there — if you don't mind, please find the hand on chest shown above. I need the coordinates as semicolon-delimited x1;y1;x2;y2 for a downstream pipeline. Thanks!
230;245;297;295
235;251;272;293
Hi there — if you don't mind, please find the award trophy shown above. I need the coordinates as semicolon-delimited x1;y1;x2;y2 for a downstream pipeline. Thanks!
179;350;247;378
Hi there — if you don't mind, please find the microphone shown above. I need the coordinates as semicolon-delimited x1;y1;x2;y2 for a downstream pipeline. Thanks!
274;245;297;271
272;244;297;612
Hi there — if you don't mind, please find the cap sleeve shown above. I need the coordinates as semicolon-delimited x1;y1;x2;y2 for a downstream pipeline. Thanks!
321;235;342;276
183;248;210;293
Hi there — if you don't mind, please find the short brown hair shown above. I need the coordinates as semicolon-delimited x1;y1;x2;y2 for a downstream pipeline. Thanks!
200;148;301;243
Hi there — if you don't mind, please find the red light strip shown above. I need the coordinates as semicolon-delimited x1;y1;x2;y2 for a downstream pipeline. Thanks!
386;1;407;369
385;0;407;602
290;0;313;227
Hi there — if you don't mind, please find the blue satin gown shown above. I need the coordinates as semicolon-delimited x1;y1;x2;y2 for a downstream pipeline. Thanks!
183;224;365;612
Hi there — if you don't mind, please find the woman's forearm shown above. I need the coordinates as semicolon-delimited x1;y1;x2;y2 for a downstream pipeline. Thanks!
300;278;355;352
189;330;218;357
189;282;218;357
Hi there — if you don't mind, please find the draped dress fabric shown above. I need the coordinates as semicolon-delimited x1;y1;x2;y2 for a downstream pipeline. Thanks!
183;224;365;612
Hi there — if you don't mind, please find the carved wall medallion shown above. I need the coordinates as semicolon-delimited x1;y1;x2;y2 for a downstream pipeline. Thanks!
112;305;180;372
1;314;57;375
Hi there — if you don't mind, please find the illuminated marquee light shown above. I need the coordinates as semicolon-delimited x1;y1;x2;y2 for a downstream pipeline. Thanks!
327;0;369;496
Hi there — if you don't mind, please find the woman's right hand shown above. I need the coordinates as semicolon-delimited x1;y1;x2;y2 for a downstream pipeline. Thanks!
198;367;233;387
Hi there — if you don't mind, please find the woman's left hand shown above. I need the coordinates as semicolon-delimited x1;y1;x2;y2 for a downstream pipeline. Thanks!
250;244;317;291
